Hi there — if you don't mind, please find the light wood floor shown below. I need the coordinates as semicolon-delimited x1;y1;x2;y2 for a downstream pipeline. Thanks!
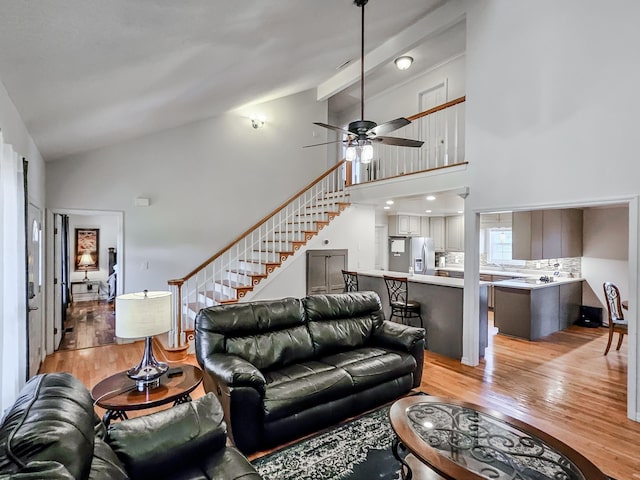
40;319;638;479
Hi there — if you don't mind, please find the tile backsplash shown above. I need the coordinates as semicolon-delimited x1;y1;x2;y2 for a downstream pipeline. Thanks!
438;252;582;278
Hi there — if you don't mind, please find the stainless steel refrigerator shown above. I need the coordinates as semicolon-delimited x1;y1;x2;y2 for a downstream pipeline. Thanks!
388;237;435;275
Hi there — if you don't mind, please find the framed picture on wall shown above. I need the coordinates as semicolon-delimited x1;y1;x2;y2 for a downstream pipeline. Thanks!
75;228;99;271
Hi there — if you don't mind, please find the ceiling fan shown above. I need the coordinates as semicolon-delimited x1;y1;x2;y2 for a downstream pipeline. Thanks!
304;0;424;162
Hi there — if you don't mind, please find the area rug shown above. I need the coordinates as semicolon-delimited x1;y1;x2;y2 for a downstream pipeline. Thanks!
251;397;417;480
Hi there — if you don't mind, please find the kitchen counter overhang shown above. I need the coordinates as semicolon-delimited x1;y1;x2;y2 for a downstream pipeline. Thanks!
357;270;489;360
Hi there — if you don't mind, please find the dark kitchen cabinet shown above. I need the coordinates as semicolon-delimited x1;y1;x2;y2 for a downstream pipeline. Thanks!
512;209;582;260
306;249;347;295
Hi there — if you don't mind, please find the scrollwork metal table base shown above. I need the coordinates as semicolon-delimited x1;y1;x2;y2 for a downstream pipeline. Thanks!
392;436;412;480
102;393;193;426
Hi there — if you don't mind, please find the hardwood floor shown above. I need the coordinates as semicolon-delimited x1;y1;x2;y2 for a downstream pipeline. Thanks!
58;300;115;350
39;311;638;479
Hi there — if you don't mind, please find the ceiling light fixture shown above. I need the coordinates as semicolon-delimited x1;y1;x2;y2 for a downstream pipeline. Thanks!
394;56;414;71
251;115;265;129
425;210;432;213
384;206;390;210
386;200;394;205
426;195;436;201
457;210;464;214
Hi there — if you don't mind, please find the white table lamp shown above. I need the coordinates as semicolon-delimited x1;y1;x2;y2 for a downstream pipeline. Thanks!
116;290;172;391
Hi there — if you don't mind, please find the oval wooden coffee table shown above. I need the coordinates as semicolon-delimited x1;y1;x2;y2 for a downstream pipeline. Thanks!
389;396;607;480
91;364;202;426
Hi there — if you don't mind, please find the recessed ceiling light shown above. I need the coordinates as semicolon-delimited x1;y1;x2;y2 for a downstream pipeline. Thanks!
394;56;413;71
425;210;432;213
426;195;436;201
386;200;394;205
383;206;390;210
457;210;464;214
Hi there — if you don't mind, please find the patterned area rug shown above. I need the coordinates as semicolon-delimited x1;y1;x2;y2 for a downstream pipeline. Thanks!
252;400;410;480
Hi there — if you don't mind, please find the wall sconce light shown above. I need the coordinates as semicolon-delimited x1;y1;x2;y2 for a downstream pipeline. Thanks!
394;56;413;71
251;115;265;129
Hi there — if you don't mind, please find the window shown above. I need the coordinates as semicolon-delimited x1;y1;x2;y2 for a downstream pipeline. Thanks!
487;228;525;266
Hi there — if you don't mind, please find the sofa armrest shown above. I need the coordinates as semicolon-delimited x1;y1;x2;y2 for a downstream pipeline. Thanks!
371;320;425;351
371;321;425;389
202;353;266;395
106;393;226;479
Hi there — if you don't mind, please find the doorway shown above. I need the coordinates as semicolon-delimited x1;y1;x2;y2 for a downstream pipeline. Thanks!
46;209;124;353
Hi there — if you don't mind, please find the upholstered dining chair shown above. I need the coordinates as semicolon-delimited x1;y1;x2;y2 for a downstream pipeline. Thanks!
603;282;628;355
383;275;424;329
341;269;359;292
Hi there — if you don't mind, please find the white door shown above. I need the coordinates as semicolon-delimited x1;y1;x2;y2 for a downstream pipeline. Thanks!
419;81;447;168
53;214;63;349
27;204;44;377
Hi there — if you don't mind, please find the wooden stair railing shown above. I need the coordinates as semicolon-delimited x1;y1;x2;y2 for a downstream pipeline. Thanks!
165;160;349;349
350;96;467;184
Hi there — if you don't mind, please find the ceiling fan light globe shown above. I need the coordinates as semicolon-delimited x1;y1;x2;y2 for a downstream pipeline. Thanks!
345;145;357;162
361;143;373;163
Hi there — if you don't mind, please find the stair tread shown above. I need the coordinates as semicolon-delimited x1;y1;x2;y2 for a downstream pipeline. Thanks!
202;291;239;304
217;280;254;290
228;269;267;278
241;259;281;265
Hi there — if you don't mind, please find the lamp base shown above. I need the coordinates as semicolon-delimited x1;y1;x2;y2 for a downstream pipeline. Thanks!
126;336;168;392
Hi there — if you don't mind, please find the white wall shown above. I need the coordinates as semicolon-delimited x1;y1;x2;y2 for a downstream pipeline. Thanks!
68;213;119;283
582;206;629;309
251;204;376;300
0;78;46;402
46;89;329;293
464;0;640;419
336;55;466;126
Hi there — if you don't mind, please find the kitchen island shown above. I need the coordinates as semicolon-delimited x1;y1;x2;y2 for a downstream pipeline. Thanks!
357;270;491;359
492;277;584;340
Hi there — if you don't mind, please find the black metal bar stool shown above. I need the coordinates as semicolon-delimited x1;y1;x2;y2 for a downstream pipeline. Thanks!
341;270;359;292
383;275;424;329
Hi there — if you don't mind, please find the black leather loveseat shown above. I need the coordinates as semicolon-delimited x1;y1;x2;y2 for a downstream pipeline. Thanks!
0;372;261;480
195;291;425;454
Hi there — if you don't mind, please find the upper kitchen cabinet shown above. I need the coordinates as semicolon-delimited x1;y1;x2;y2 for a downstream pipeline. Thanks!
421;216;430;237
512;209;583;260
389;215;421;236
445;215;464;252
430;217;445;252
480;212;512;229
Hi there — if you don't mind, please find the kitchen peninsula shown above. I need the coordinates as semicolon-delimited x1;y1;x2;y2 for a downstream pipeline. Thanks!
492;277;584;340
357;270;491;359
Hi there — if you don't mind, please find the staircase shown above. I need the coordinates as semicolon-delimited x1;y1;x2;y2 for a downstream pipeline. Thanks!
164;161;349;353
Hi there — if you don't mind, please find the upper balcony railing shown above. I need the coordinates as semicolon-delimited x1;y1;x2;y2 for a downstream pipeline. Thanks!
348;96;466;185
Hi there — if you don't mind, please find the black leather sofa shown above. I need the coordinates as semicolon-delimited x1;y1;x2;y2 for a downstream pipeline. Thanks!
195;291;425;454
0;372;261;480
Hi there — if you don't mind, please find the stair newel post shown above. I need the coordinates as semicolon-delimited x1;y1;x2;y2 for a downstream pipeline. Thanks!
167;278;185;348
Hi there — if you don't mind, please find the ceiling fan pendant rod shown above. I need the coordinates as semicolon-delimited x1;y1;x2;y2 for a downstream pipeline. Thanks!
358;0;367;121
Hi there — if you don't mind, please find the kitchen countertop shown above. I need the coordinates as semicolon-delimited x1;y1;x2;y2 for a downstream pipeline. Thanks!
358;269;492;289
492;276;584;290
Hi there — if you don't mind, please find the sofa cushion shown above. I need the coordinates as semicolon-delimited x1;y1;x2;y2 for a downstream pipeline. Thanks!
263;367;353;422
263;361;336;387
88;438;129;480
320;347;417;392
196;297;314;370
0;373;96;480
227;325;313;371
304;292;384;357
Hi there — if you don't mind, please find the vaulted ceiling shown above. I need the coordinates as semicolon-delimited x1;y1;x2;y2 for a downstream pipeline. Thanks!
0;0;463;161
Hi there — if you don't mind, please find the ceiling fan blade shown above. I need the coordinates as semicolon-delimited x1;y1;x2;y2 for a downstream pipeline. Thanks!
367;118;410;136
302;140;346;148
313;122;354;136
375;136;424;148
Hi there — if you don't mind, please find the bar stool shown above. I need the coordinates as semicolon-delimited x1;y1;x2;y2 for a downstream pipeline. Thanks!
341;270;359;292
383;275;424;329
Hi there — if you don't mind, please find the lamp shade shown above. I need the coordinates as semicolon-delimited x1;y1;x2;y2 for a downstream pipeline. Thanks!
79;252;94;267
116;291;172;339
